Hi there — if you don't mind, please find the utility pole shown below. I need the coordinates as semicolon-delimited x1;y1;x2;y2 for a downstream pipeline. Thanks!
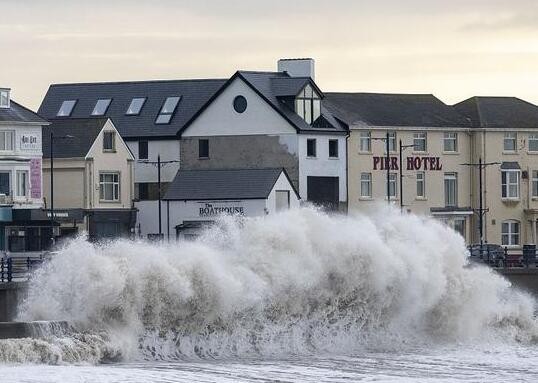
138;155;180;240
461;158;500;257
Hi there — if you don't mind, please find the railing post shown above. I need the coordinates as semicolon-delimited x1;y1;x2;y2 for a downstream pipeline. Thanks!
0;258;4;282
27;257;30;272
7;257;12;282
504;247;508;268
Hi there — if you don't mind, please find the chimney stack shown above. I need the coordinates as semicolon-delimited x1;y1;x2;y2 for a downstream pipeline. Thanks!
277;58;315;80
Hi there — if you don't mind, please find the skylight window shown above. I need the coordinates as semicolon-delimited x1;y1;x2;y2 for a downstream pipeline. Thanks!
92;99;111;116
155;96;181;124
57;100;77;117
126;98;146;115
0;89;10;108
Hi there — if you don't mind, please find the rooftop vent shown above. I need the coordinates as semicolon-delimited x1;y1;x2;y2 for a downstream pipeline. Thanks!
277;58;315;80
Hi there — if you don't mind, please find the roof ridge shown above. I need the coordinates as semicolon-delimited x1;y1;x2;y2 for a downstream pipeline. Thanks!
49;78;228;87
9;100;49;123
179;168;283;172
326;91;435;97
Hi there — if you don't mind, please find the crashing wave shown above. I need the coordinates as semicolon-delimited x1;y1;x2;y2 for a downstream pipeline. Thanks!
2;207;535;364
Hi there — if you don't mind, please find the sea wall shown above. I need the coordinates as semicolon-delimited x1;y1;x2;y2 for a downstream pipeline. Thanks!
0;282;27;322
497;268;538;296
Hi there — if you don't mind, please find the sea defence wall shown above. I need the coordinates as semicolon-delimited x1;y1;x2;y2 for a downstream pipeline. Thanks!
497;268;538;296
0;282;27;322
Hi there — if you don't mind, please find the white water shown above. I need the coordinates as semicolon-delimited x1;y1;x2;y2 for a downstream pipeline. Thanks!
1;207;537;380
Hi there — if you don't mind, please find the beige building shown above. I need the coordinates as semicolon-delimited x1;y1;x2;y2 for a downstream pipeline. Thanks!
325;93;538;251
42;118;136;241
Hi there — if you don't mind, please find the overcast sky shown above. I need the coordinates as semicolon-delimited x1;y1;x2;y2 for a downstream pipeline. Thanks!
1;0;538;110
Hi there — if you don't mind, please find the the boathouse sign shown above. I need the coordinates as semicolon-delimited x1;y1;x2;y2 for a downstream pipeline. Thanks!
373;156;442;171
198;202;245;217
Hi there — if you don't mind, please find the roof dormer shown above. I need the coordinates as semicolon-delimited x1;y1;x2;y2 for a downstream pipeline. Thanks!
0;88;10;109
295;84;321;124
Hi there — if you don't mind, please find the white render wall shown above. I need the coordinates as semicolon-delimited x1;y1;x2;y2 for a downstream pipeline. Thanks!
266;172;301;214
298;134;347;202
126;139;180;183
182;77;297;137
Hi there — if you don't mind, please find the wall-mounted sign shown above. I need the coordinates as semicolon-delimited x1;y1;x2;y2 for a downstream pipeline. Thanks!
30;158;41;199
198;202;245;217
20;134;40;150
373;156;442;171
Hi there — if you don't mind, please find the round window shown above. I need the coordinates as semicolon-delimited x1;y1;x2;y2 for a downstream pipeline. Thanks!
233;95;247;113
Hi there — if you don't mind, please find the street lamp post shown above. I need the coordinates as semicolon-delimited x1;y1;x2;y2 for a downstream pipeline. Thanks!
461;158;500;258
372;133;391;205
49;132;74;247
399;139;415;213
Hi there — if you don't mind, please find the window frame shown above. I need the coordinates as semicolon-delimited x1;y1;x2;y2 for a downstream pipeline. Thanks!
125;97;146;116
57;100;77;117
387;131;396;153
413;132;427;152
15;170;28;198
533;170;538;198
295;84;321;124
444;172;458;207
328;139;339;158
503;132;517;152
155;96;181;124
306;138;317;158
501;220;520;247
91;98;112;116
0;130;15;151
198;139;209;159
0;170;10;196
102;131;115;152
388;172;398;199
99;172;120;202
138;140;148;160
0;89;9;108
359;131;371;152
360;172;372;198
443;132;458;152
416;171;425;198
501;169;520;200
529;134;538;152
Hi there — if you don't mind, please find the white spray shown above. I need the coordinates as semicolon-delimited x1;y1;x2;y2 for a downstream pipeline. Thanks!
4;207;537;364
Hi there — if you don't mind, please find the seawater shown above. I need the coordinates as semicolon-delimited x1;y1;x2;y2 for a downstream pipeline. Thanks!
0;207;536;381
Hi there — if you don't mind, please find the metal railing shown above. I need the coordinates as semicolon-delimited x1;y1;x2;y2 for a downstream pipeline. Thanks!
0;256;45;282
469;245;537;268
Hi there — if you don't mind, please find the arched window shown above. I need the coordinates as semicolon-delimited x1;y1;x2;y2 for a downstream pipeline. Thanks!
501;220;520;246
295;84;321;124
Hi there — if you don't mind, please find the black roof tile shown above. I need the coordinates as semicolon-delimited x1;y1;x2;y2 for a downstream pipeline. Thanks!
0;100;48;124
324;92;471;128
43;118;108;158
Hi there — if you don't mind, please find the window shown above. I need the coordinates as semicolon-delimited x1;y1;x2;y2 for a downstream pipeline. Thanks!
139;141;148;160
306;138;317;157
103;131;115;151
502;220;520;246
233;96;247;113
126;98;146;115
156;96;181;124
531;170;538;198
443;132;458;152
275;190;290;212
360;173;372;198
328;139;339;158
16;171;28;197
57;100;76;117
413;132;427;152
199;139;209;158
501;170;520;199
444;172;458;207
387;131;396;152
504;132;517;152
388;173;397;199
0;131;14;151
99;173;120;201
135;182;169;201
91;99;111;116
454;218;466;238
529;134;538;152
0;171;10;195
416;171;425;198
0;89;9;108
295;84;321;124
359;131;371;152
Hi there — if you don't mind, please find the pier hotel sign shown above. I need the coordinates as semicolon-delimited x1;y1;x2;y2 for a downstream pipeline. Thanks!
373;156;442;171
